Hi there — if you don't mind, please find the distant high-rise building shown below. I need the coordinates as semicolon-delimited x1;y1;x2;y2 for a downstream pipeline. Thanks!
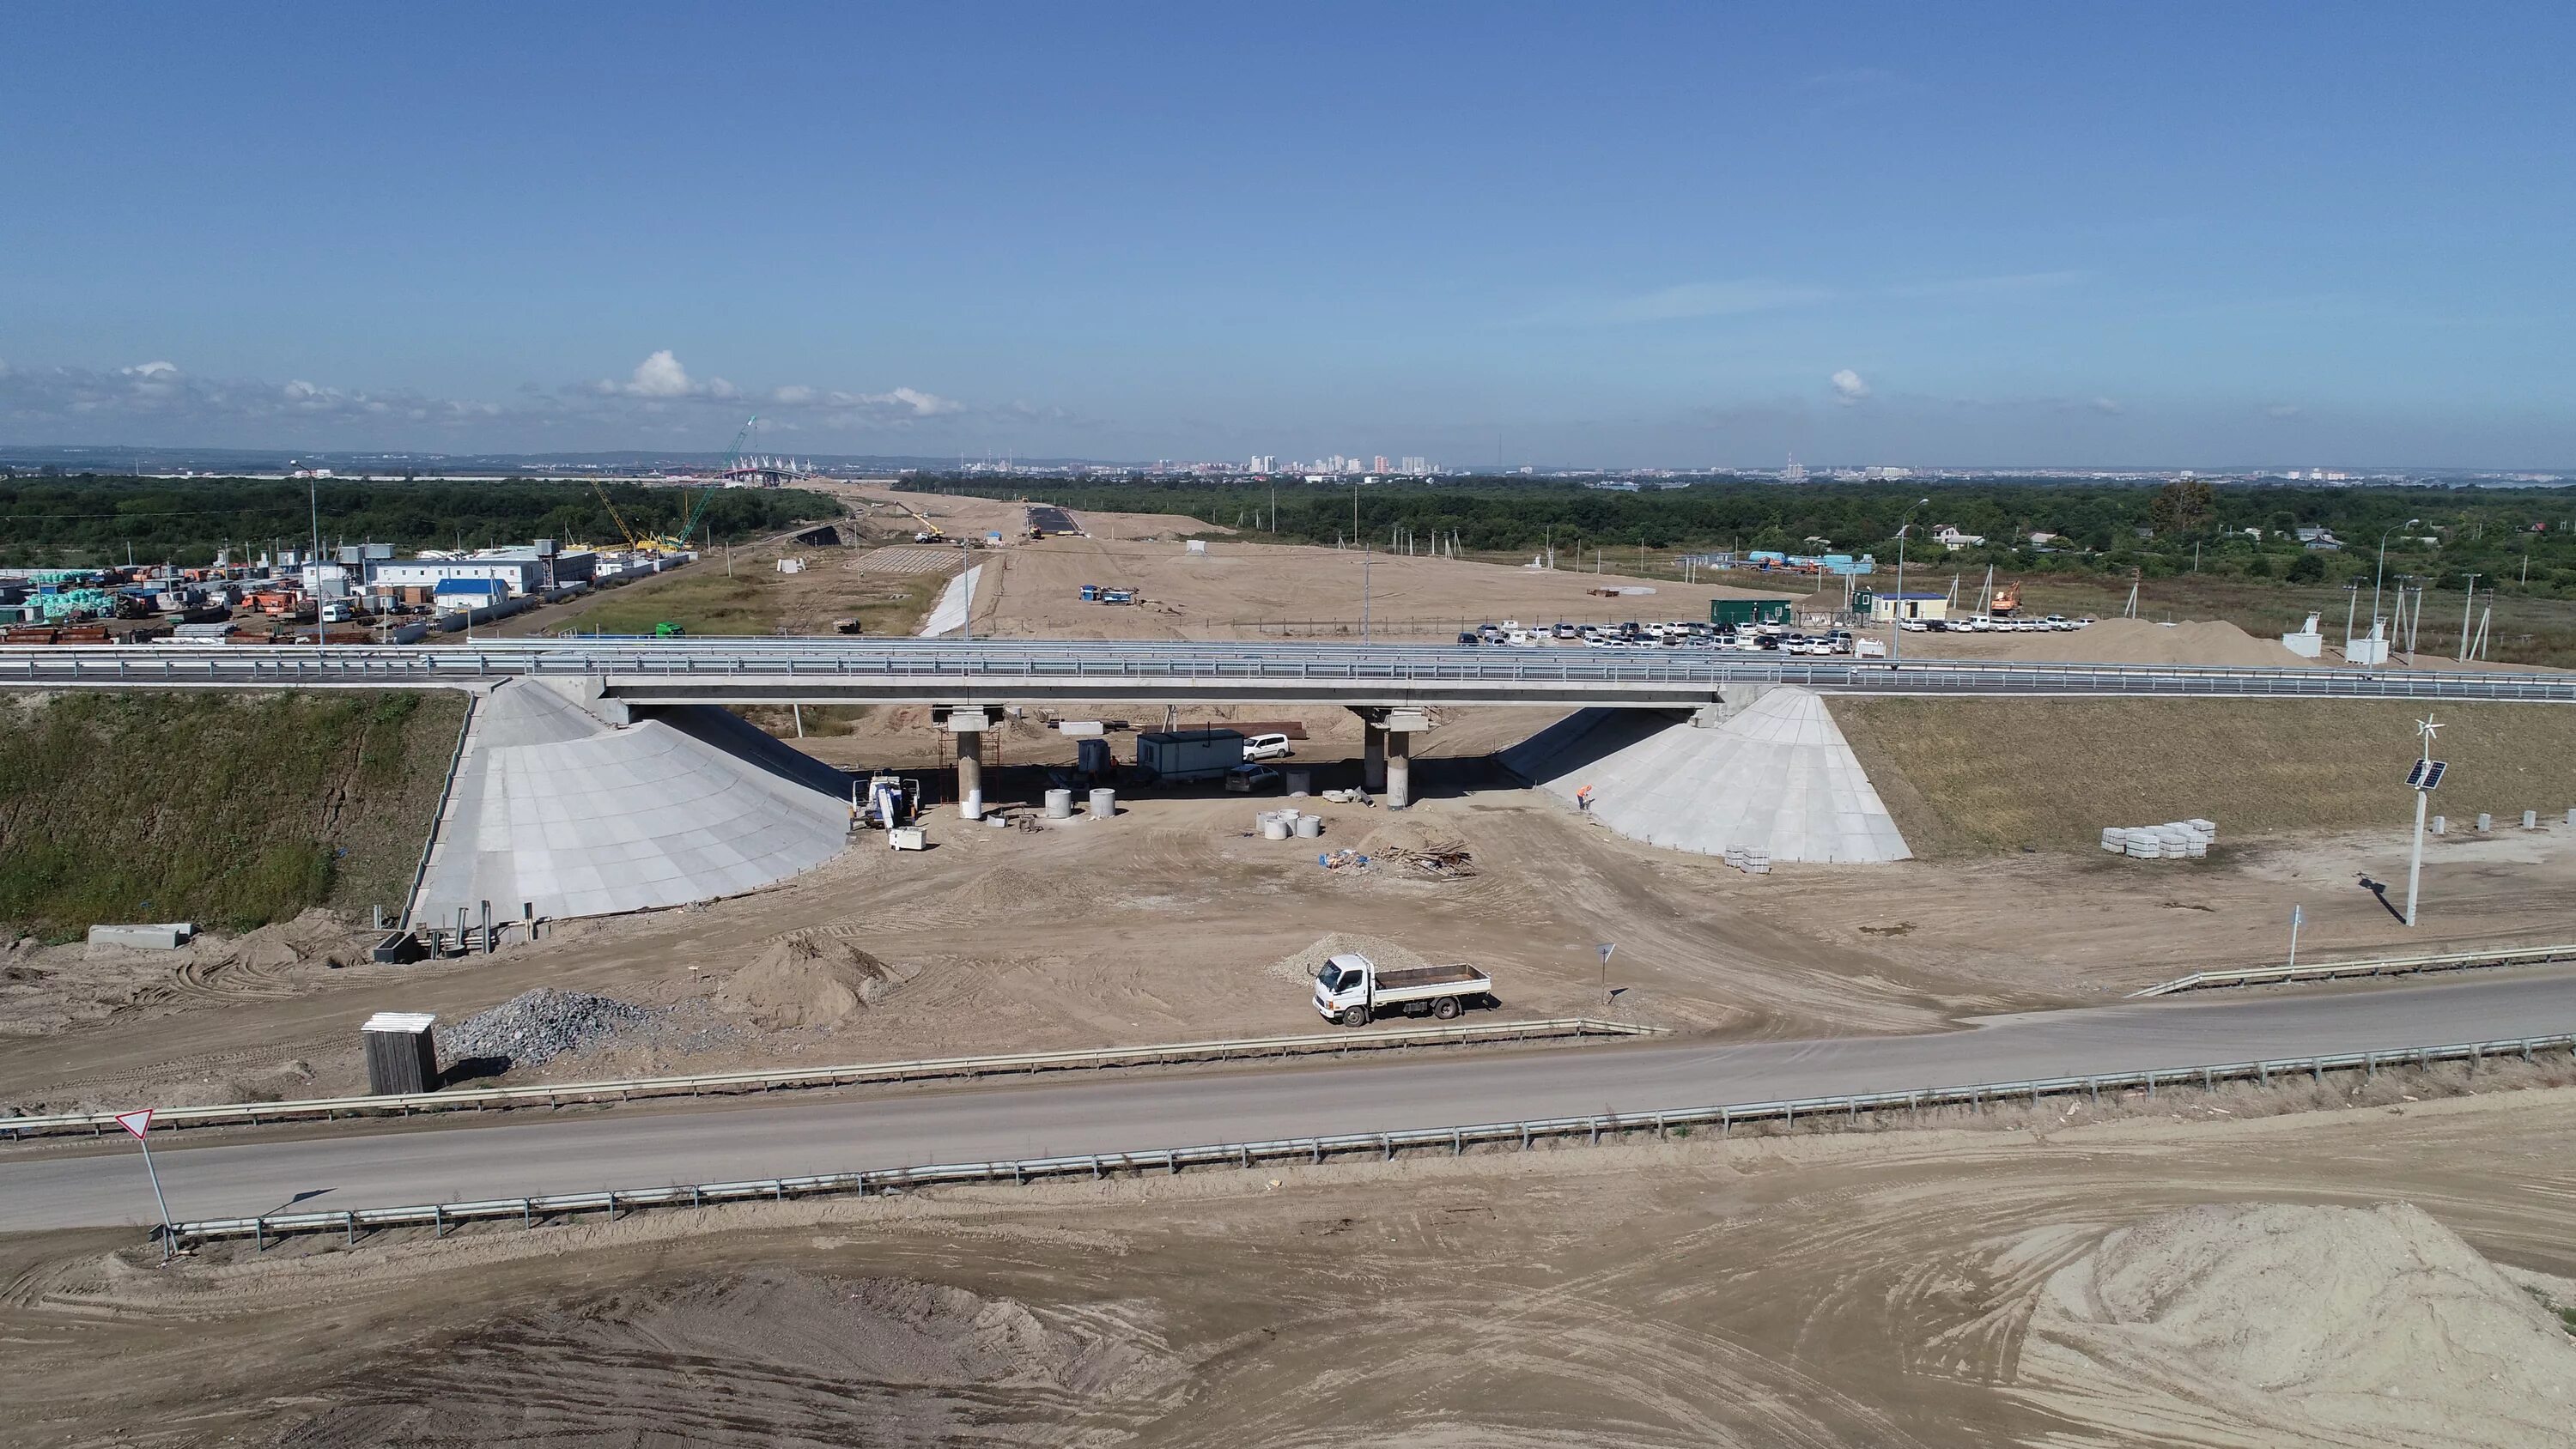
1249;455;1276;473
1400;456;1428;475
1374;456;1390;474
1783;452;1807;483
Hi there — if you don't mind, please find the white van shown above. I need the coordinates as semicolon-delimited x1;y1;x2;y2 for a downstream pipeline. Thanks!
1243;732;1293;761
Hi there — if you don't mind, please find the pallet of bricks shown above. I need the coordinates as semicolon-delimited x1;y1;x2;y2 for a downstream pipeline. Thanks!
1724;844;1772;874
2099;818;2215;859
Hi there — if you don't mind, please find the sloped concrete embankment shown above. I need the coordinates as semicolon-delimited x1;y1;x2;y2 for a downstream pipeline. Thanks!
411;678;851;925
1500;686;1911;864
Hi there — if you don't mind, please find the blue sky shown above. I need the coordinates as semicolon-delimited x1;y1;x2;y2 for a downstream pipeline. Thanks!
3;3;2571;467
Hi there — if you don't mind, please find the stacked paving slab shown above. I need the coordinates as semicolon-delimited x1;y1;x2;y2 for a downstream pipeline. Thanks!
412;678;853;925
1501;686;1911;864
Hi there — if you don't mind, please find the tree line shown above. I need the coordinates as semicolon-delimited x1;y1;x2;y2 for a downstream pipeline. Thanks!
0;477;844;569
920;475;2576;598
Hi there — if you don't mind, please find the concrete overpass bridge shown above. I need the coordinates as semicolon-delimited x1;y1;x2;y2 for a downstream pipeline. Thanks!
20;640;2565;924
8;639;2573;709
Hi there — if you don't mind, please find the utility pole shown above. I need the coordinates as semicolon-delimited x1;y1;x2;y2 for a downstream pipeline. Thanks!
2458;574;2481;661
1361;545;1371;640
2404;714;2442;927
1892;498;1929;664
308;473;324;646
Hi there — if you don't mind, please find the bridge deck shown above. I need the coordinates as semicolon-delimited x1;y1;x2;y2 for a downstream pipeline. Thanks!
3;640;2570;707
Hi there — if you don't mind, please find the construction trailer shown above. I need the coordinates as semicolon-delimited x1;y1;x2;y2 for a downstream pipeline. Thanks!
1709;597;1797;627
1136;729;1245;784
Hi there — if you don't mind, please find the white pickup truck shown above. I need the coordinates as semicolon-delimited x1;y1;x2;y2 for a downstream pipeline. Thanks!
1311;952;1495;1027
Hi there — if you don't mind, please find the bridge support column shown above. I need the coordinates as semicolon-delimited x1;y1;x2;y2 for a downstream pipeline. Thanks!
939;706;993;820
1354;707;1429;808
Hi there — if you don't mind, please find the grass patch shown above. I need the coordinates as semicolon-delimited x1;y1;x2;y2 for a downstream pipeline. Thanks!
1830;697;2576;858
557;561;952;640
0;689;467;939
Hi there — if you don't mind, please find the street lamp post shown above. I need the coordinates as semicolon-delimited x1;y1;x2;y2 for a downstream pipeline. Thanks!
2371;518;2419;663
1892;497;1930;664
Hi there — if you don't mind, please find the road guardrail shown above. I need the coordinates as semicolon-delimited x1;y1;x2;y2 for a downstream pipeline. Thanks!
2129;941;2576;997
1;1016;1655;1142
163;1029;2576;1248
6;640;2575;706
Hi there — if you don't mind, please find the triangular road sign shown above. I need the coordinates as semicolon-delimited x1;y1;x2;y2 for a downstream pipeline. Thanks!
114;1108;153;1140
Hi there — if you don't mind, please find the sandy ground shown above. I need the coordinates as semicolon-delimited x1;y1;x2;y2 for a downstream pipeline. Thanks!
11;757;2576;1115
959;533;1806;640
6;1082;2574;1447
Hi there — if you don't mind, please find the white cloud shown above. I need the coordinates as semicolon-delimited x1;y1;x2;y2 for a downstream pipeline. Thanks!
1831;368;1871;404
2265;403;2301;419
597;349;737;400
0;354;987;447
2091;397;2123;415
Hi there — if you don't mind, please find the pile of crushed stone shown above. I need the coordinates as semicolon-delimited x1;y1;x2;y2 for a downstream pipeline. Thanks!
1269;933;1433;985
437;988;661;1071
716;931;911;1030
2019;1201;2576;1448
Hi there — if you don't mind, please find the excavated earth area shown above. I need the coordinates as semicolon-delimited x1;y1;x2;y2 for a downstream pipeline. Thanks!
4;1087;2574;1446
11;779;2576;1115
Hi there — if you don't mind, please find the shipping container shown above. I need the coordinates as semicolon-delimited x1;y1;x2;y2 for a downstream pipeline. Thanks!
1709;597;1796;627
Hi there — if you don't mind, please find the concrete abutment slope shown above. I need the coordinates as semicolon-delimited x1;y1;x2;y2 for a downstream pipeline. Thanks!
411;677;853;926
1501;686;1911;864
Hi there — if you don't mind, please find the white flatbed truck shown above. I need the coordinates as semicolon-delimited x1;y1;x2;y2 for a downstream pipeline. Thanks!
1312;952;1494;1027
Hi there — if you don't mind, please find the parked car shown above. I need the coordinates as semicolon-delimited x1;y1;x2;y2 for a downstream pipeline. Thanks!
1243;732;1293;761
1223;764;1282;793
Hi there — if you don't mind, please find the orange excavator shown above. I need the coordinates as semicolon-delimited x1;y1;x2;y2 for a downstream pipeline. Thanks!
1990;582;2023;617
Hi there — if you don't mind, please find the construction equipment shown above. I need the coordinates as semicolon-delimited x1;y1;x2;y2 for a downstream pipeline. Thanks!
588;479;646;553
1990;582;2022;617
854;773;922;830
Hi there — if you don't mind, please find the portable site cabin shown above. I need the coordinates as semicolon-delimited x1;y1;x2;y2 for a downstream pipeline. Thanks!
1709;597;1797;627
1867;593;1950;623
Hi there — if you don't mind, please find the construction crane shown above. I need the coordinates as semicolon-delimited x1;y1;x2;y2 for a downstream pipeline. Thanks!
588;478;645;553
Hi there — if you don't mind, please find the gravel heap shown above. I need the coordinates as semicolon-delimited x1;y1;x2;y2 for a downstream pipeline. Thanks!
439;988;662;1071
1270;934;1433;985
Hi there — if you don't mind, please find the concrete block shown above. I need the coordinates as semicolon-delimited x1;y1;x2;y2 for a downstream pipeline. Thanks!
87;923;195;950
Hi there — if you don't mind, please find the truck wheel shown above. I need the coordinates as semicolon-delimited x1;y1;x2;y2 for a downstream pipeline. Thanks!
1339;1006;1369;1028
1432;997;1461;1021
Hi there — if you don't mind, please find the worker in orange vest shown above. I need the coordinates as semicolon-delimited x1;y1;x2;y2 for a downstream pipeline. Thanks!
1575;784;1594;814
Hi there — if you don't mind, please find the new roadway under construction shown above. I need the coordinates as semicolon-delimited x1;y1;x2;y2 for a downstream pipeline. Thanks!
15;969;2573;1234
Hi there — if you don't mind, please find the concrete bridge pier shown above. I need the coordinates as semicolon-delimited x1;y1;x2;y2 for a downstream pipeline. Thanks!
1354;707;1431;809
939;706;993;819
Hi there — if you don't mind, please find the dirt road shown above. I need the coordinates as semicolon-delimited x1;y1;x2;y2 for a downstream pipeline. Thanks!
6;1087;2573;1446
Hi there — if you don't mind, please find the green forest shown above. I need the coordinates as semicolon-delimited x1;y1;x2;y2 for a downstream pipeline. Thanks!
928;475;2576;600
0;477;843;568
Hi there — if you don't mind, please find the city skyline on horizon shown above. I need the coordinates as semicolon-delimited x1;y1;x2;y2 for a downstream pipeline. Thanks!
5;4;2573;470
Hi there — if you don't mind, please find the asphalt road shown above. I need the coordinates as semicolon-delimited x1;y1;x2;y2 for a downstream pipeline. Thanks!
11;972;2576;1230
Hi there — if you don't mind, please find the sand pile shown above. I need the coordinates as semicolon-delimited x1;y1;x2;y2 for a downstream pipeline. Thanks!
1270;933;1433;985
2016;1202;2576;1447
715;931;908;1029
270;1270;1185;1447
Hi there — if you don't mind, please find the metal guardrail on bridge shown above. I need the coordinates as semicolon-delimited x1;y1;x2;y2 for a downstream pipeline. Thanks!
1;1016;1655;1142
2128;941;2576;997
164;1030;2576;1247
7;640;2576;705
